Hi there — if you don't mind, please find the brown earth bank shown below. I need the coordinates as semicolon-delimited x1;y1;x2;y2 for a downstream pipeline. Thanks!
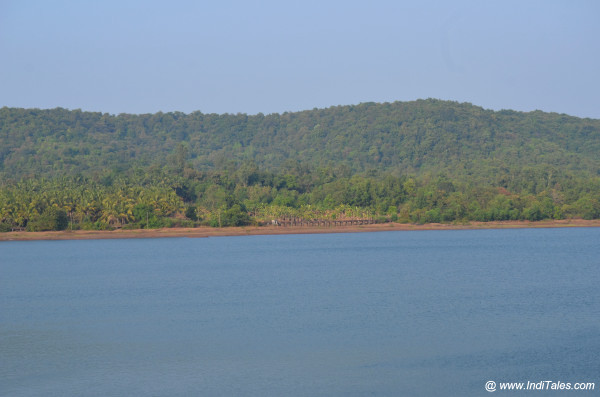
1;219;599;242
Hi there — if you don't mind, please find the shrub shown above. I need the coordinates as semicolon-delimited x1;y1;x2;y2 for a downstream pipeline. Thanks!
27;207;69;231
185;206;198;221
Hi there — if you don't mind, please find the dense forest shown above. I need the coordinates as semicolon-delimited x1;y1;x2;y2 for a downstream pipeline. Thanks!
1;99;599;231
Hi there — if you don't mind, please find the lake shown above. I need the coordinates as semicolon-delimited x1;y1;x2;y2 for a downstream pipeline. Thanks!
1;228;599;396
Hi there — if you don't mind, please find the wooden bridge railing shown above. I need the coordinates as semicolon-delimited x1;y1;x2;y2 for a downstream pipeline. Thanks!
271;217;375;227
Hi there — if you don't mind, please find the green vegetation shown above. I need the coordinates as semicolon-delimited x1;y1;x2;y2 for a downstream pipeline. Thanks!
1;99;599;231
2;99;599;180
0;166;598;231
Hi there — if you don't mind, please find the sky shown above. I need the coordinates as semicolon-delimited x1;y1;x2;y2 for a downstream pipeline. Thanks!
1;0;599;118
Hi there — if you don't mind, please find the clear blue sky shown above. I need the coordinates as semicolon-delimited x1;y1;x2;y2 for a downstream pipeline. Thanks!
1;0;598;118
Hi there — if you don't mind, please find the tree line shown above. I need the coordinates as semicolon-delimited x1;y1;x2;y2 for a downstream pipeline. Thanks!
1;100;598;231
1;99;599;181
1;164;598;231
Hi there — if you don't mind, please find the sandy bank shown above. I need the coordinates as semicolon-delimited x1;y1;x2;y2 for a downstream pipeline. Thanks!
1;219;599;242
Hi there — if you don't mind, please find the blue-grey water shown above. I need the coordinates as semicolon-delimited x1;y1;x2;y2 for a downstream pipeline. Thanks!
1;228;599;396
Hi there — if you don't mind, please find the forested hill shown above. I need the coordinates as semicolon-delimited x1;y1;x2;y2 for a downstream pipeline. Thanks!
1;99;599;180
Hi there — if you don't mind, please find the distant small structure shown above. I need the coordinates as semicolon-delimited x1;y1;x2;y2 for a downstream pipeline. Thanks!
274;217;374;227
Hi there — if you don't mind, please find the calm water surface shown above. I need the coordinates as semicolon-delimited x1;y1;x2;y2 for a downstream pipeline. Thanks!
1;228;599;396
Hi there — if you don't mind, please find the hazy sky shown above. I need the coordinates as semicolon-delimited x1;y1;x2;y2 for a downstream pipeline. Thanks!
1;0;598;118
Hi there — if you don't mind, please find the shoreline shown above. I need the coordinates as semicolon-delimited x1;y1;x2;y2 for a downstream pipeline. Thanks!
1;219;599;242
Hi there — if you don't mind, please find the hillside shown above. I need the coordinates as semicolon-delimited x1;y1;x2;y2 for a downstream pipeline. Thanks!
2;99;600;232
1;99;599;180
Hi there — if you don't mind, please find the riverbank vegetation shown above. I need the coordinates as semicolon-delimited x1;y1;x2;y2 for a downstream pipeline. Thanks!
1;100;599;231
1;165;598;231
